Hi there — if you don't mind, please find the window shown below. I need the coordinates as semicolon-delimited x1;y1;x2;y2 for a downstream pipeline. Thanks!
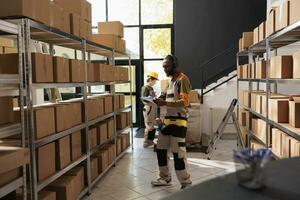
141;0;173;25
108;0;139;25
88;0;106;27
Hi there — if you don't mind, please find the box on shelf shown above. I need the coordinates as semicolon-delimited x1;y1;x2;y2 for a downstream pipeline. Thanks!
250;63;256;79
116;137;122;155
70;102;82;127
115;94;120;110
34;106;56;140
90;157;98;181
242;90;251;108
32;53;54;83
126;111;132;126
82;0;92;23
0;97;14;125
46;175;77;200
87;97;104;121
289;96;300;128
237;65;243;79
95;150;109;173
250;91;264;113
266;9;276;37
116;112;127;130
70;13;80;37
50;1;63;30
98;21;124;38
54;104;74;133
37;143;56;182
70;131;82;161
0;54;19;74
104;95;113;114
55;136;71;170
69;59;85;82
90;34;125;52
255;60;267;79
62;10;71;34
108;144;116;164
0;167;21;187
242;64;248;79
240;32;253;50
0;37;14;48
121;133;130;150
272;128;289;159
269;95;289;123
259;22;266;42
65;166;85;198
53;56;70;83
253;27;259;44
38;191;56;200
54;0;82;15
97;122;108;145
89;127;98;149
275;0;290;31
107;118;114;139
87;63;94;82
238;108;249;127
289;0;300;25
119;95;125;109
270;56;293;79
293;51;300;78
3;47;18;54
290;137;300;157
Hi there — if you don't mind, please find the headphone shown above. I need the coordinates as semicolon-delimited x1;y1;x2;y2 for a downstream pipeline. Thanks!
165;54;178;69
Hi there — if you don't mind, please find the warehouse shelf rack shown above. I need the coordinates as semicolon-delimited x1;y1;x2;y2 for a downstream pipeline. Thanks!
0;19;28;199
2;18;134;200
237;19;300;158
90;137;115;155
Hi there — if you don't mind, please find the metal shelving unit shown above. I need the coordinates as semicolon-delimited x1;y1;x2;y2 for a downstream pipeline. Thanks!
1;17;134;200
0;19;28;199
237;19;300;156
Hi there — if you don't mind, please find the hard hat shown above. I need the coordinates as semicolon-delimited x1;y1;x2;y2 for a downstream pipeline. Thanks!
147;71;159;80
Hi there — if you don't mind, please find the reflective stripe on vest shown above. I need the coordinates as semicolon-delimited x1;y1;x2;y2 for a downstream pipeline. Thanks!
163;118;187;127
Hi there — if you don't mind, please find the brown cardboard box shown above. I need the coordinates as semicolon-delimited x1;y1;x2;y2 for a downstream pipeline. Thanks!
50;1;63;30
189;90;199;103
116;113;127;130
32;53;54;83
126;111;132;126
0;54;19;74
253;27;259;44
251;118;258;135
272;128;281;157
293;51;300;78
87;97;104;120
116;137;122;155
0;37;14;47
0;168;21;187
55;136;71;170
54;104;68;132
290;137;300;157
70;13;80;37
119;95;125;109
95;150;109;173
0;147;29;175
275;0;290;31
69;59;85;82
93;64;105;82
65;166;85;198
90;34;118;49
250;63;256;79
237;65;243;79
289;0;300;25
47;175;76;200
107;118;114;139
54;0;82;15
89;127;98;149
3;47;18;54
62;10;71;34
267;9;276;37
70;102;82;126
121;133;129;150
38;0;50;25
259;22;266;42
34;106;56;139
98;21;124;38
238;108;249;127
96;97;105;117
255;60;267;79
97;122;108;145
90;157;98;181
37;143;56;182
289;96;300;128
282;133;290;158
108;144;116;164
243;91;251;108
0;97;14;125
117;38;126;53
87;63;94;82
270;56;293;79
70;131;82;161
104;95;113;114
53;56;70;83
82;0;92;23
269;95;289;123
115;94;120;110
38;191;56;200
241;32;253;50
242;64;248;78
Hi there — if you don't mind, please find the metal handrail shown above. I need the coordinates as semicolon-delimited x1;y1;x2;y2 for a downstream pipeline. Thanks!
203;74;237;96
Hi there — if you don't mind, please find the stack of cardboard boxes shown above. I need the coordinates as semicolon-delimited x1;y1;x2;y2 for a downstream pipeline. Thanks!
0;37;17;54
91;21;126;53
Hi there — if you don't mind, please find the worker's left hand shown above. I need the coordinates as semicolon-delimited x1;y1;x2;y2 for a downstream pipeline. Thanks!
154;98;166;106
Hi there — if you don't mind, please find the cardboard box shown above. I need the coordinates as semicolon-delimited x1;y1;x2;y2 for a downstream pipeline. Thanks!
53;56;70;83
47;175;76;200
237;65;243;79
238;108;249;127
82;0;92;23
87;63;94;82
289;96;300;128
0;147;29;174
70;131;82;161
259;22;266;42
251;118;258;135
87;97;104;121
255;60;267;79
116;113;127;130
90;34;119;50
267;9;276;37
104;95;113;114
0;37;14;48
275;0;290;31
0;168;21;187
293;51;300;78
126;111;132;126
0;54;19;74
250;63;256;79
117;38;126;53
289;0;300;25
34;106;56;139
121;133;129;150
70;13;80;37
89;127;98;149
290;137;300;157
95;150;108;173
116;137;122;155
65;166;85;198
270;56;293;79
189;90;199;103
62;10;71;34
97;122;108;145
38;0;50;25
272;128;281;157
54;104;69;132
243;91;251;108
107;118;114;139
38;191;56;200
0;97;14;125
98;21;124;38
70;102;82;127
253;27;259;44
90;157;98;181
37;143;56;182
50;1;63;30
55;136;71;170
32;53;54;83
108;144;116;164
115;94;120;110
269;95;289;123
69;59;85;82
119;95;125;109
3;47;18;54
241;32;253;50
242;64;248;78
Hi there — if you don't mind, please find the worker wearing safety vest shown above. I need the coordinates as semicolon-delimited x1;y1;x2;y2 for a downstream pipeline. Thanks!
141;72;158;148
152;55;192;189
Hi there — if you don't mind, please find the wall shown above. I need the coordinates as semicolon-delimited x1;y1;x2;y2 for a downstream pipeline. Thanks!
174;0;266;89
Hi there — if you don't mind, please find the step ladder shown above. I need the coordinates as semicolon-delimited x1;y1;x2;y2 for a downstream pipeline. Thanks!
206;98;245;160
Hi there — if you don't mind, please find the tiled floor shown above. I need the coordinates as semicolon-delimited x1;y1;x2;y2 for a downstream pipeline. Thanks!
90;137;238;200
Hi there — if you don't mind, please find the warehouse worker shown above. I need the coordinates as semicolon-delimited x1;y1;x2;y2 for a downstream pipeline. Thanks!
152;55;192;189
141;72;159;148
